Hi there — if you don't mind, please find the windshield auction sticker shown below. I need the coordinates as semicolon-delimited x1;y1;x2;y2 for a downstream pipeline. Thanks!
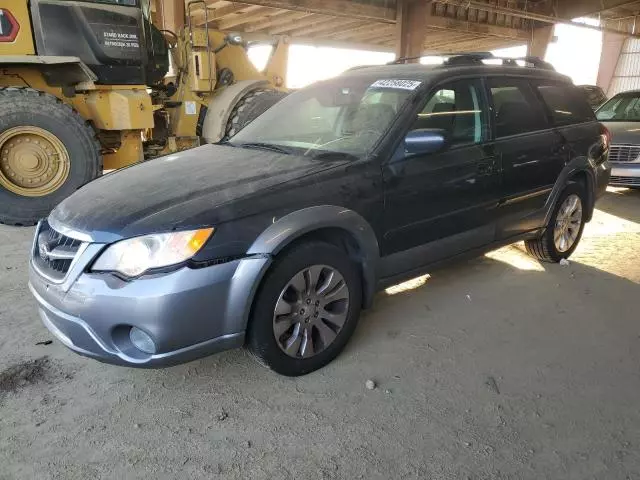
370;79;422;90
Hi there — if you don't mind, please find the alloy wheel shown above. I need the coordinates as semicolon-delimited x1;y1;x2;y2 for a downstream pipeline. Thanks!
553;194;583;253
273;265;350;358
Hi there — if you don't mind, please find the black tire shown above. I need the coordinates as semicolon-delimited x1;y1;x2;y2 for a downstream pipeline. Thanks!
0;87;101;226
224;89;287;140
247;241;362;376
525;183;587;263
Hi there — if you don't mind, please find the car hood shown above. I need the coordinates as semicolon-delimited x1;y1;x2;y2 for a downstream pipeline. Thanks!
50;144;340;242
601;121;640;144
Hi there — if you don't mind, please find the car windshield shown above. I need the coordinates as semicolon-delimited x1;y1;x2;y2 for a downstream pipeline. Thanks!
596;92;640;121
230;77;421;158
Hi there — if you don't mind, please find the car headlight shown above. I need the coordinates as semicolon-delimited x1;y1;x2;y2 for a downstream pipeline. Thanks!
92;228;214;278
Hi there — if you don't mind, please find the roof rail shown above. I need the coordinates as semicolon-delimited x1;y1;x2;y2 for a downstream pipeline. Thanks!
444;53;555;70
389;52;555;71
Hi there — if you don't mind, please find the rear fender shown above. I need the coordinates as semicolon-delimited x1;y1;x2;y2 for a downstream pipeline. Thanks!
544;157;596;225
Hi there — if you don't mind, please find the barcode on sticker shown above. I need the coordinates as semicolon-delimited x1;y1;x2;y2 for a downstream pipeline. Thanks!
370;79;422;90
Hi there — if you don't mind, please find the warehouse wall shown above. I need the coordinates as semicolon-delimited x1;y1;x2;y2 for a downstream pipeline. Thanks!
608;37;640;96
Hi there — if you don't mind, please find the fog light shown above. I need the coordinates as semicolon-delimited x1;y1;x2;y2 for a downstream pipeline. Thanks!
129;327;156;354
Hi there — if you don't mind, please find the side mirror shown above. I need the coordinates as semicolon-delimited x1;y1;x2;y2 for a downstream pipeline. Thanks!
404;129;448;155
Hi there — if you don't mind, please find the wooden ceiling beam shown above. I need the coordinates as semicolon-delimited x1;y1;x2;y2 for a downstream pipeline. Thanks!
242;31;395;51
557;0;640;18
330;21;388;40
243;11;313;32
268;14;333;34
346;26;395;42
216;6;288;30
286;18;366;38
192;3;254;26
426;37;519;54
424;33;482;51
223;0;396;23
361;31;397;45
427;14;531;40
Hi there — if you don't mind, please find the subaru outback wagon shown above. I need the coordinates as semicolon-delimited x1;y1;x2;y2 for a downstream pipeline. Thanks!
29;54;611;376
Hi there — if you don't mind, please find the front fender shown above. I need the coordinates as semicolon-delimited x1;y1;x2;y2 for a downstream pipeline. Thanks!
247;205;380;308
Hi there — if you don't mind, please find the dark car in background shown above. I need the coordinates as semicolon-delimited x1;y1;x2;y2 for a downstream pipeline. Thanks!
29;55;611;376
578;85;608;110
596;90;640;188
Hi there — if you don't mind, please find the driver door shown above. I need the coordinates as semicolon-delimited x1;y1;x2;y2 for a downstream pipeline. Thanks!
380;78;502;276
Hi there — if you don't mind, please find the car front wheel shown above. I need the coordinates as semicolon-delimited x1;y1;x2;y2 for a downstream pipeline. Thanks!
247;241;362;376
525;183;587;262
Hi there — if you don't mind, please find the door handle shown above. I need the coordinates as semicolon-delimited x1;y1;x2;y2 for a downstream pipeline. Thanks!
477;162;492;175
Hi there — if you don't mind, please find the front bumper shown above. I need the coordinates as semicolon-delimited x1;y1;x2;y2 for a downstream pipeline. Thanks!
610;163;640;187
29;245;271;367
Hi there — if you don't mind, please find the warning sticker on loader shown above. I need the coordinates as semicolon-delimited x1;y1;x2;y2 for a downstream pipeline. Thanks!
102;31;139;49
92;24;141;59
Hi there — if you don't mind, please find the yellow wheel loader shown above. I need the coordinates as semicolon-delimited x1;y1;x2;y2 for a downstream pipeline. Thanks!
0;0;287;225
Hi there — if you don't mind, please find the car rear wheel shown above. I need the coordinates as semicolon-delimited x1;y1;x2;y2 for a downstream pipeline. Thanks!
247;241;362;376
525;183;587;263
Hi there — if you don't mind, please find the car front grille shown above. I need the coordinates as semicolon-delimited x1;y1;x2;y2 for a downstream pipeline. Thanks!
33;222;83;281
610;175;640;186
609;144;640;163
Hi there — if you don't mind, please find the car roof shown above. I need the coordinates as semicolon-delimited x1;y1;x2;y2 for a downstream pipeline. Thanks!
339;63;573;85
611;89;640;96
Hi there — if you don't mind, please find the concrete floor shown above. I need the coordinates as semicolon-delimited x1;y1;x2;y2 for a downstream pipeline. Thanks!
1;188;639;480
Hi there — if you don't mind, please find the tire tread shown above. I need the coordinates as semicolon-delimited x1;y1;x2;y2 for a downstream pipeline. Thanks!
0;87;101;226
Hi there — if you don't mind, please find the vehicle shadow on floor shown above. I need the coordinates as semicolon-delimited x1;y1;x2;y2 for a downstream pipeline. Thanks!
151;243;640;381
596;188;640;224
344;246;640;362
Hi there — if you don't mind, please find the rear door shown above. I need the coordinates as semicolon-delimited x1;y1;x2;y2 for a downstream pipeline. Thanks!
381;78;501;277
487;77;568;238
533;80;600;164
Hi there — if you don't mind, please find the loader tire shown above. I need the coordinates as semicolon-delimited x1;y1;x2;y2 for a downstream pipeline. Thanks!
224;89;287;140
0;88;101;226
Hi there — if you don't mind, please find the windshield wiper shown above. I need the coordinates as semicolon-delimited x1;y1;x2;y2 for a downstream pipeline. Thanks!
307;151;360;161
234;142;292;155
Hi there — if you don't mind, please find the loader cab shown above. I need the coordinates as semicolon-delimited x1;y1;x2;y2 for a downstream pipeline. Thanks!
29;0;169;85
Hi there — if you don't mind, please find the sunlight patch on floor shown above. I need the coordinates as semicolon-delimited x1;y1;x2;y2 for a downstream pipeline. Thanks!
385;274;431;295
583;209;640;237
485;244;546;271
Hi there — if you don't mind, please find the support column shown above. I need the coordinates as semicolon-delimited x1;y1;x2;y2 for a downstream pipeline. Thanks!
264;38;289;88
597;31;626;95
395;0;430;62
528;24;554;59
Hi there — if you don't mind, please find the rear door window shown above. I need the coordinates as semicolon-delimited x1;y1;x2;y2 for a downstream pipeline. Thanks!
534;83;595;126
487;78;549;138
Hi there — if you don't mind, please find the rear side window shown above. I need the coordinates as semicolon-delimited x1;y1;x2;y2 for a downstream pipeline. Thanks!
488;78;549;138
535;83;595;126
